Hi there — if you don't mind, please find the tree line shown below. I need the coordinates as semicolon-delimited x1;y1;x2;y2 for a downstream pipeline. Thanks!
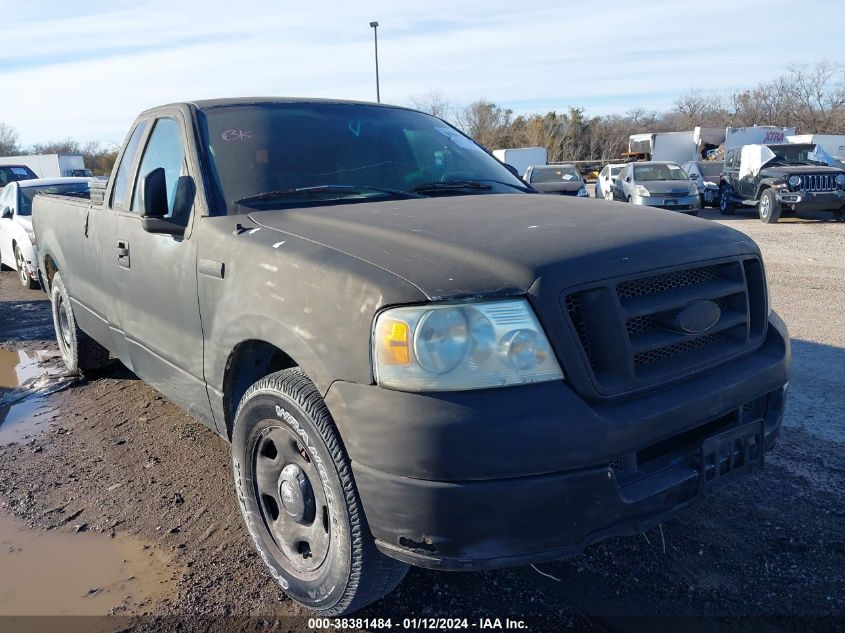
410;61;845;162
0;124;118;176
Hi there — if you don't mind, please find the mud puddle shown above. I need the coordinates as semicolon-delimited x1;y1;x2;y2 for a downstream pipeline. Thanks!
0;512;178;616
0;348;76;445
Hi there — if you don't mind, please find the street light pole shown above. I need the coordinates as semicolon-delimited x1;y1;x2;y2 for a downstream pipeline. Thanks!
369;21;380;103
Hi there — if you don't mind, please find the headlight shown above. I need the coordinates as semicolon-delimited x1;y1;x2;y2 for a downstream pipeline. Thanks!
635;184;650;197
836;174;845;187
373;299;563;391
577;187;588;197
688;183;699;196
703;181;717;189
787;175;801;188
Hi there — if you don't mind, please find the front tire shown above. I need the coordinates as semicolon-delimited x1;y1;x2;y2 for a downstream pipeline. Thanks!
15;245;38;289
232;369;408;615
758;188;782;223
719;185;736;215
50;272;110;372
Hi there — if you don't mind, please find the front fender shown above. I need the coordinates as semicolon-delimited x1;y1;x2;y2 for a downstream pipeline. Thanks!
206;312;333;397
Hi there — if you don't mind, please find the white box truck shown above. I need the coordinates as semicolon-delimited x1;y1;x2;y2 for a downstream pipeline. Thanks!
724;126;795;150
786;134;845;160
628;131;696;164
0;154;92;179
492;147;547;178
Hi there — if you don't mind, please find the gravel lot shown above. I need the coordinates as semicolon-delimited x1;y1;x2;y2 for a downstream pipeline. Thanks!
0;206;842;632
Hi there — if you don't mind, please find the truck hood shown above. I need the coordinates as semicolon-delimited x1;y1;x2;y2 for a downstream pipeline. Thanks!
249;194;757;300
761;165;845;176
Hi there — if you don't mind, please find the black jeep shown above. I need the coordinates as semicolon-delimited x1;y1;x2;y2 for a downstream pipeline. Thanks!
720;143;845;223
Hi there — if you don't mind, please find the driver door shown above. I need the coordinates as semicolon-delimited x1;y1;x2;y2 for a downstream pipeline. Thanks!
112;113;213;426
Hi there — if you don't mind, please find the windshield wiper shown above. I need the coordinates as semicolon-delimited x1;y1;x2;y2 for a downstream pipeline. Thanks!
412;179;528;194
235;185;426;206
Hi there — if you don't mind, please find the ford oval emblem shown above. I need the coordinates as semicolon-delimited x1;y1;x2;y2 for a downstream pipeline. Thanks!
675;300;721;334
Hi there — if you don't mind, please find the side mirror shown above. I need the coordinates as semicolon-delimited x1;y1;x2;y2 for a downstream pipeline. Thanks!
141;217;185;237
172;175;196;221
139;167;168;218
1;207;11;219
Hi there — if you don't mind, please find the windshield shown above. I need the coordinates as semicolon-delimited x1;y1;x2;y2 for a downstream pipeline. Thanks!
766;144;823;164
698;162;723;180
197;102;529;213
18;182;90;216
0;166;37;188
529;166;581;183
633;164;689;181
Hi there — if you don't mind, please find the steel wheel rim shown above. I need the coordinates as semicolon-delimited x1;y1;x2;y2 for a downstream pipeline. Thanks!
760;196;770;219
16;249;27;285
252;424;331;574
57;294;72;349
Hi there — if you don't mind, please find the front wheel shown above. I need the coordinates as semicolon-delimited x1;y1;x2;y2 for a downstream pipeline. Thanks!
232;368;408;615
15;245;38;289
758;188;782;223
719;186;736;215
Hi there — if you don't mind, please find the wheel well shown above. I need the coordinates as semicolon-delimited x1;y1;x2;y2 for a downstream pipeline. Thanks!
223;340;298;439
43;254;59;291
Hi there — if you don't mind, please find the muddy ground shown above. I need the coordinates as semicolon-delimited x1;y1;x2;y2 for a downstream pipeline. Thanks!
0;208;842;633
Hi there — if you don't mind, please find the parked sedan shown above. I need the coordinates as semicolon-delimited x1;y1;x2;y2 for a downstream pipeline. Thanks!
681;160;724;207
0;165;38;188
612;162;700;214
523;164;588;196
0;178;90;288
595;162;627;200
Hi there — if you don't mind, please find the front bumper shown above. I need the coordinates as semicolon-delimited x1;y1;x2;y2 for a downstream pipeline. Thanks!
777;189;845;211
631;193;700;212
325;314;790;570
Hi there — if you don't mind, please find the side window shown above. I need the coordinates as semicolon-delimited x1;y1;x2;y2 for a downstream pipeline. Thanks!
600;166;608;179
725;151;735;169
131;118;189;224
111;121;148;210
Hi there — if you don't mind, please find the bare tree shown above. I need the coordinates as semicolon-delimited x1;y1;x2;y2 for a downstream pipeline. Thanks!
408;91;454;121
455;100;514;149
0;122;20;156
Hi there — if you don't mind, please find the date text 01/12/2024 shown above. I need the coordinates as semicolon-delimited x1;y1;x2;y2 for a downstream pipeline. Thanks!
307;618;528;630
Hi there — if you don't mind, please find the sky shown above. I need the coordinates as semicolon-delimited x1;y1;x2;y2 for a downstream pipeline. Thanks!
2;0;844;147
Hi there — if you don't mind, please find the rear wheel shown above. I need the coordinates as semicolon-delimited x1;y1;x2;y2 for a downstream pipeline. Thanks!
15;245;39;289
719;185;736;215
50;272;110;372
758;188;781;224
232;369;408;615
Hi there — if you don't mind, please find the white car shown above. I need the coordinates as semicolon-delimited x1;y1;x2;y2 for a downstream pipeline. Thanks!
0;178;90;288
595;163;627;200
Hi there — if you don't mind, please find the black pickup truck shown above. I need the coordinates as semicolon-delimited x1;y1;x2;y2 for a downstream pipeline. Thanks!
720;143;845;222
33;98;790;615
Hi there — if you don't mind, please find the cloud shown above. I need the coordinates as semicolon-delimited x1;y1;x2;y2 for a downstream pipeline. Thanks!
3;0;843;145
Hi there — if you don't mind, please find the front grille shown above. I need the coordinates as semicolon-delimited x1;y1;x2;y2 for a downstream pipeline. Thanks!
799;173;836;192
563;257;767;395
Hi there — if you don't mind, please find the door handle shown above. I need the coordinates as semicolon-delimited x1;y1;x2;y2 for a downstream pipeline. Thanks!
116;240;130;268
198;258;225;279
